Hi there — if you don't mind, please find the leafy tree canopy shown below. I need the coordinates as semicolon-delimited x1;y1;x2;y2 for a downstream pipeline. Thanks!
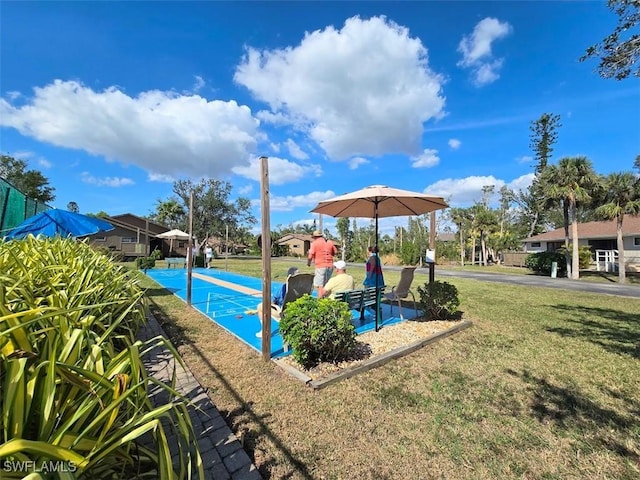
581;0;640;80
0;154;56;203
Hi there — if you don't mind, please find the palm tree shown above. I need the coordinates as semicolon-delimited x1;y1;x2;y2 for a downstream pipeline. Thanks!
542;157;598;279
449;207;468;266
153;198;186;229
595;172;640;283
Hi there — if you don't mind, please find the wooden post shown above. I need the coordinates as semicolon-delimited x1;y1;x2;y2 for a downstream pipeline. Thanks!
186;191;194;306
429;211;436;284
225;224;229;272
259;156;272;360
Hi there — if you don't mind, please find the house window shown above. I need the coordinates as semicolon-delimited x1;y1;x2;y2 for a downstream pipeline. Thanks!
635;237;640;246
95;236;106;242
531;242;541;248
121;237;135;244
178;241;186;248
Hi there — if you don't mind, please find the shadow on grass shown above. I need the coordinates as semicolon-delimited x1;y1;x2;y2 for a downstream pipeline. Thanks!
508;369;640;467
146;296;315;480
545;304;640;359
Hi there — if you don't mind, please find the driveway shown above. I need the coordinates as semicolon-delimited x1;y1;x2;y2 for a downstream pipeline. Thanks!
382;265;640;299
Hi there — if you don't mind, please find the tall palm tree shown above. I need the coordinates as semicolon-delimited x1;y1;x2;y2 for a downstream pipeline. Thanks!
449;207;468;266
542;156;598;279
595;172;640;283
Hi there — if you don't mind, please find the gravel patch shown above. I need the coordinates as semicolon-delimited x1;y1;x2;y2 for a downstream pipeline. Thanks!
279;319;462;381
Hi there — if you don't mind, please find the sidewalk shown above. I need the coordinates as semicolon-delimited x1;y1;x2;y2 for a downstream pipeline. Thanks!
139;312;262;480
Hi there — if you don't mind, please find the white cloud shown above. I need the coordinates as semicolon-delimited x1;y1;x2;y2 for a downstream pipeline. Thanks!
192;75;205;92
81;171;134;187
348;157;369;170
411;148;440;168
448;138;461;149
270;142;280;153
238;184;253;195
0;80;260;178
425;175;505;205
235;15;446;160
37;158;52;169
507;173;535;193
285;138;309;160
148;172;174;183
457;17;512;86
266;189;336;212
232;155;322;185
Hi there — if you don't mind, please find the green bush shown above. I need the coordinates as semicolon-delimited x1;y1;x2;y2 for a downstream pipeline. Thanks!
416;280;461;320
0;237;202;478
279;295;356;369
558;245;593;269
150;247;163;260
136;256;156;270
524;251;567;276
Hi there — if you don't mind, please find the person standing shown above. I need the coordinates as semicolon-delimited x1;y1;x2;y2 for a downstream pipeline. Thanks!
307;230;338;292
204;244;213;268
363;245;384;288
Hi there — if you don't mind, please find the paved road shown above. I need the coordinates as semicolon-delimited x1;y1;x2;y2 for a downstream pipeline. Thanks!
401;266;640;298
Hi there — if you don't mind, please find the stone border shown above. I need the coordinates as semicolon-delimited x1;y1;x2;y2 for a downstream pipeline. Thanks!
140;312;262;480
274;319;473;390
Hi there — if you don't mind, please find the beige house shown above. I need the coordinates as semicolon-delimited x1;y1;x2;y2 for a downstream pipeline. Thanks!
522;216;640;272
86;214;178;259
277;233;314;257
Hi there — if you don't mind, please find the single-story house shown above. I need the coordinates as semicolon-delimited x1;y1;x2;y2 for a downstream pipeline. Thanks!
277;233;314;257
86;213;180;259
522;216;640;272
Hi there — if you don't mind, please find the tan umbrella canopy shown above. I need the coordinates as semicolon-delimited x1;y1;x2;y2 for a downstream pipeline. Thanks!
156;228;190;256
311;185;448;330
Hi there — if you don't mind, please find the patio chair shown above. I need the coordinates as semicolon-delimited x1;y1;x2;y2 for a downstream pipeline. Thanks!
256;273;314;338
383;266;417;320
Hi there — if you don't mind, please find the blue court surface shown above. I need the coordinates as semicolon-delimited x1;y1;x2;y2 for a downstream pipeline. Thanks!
145;267;418;358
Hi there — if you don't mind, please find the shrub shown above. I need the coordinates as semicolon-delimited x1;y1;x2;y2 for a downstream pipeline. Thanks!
416;280;461;320
279;295;356;369
525;251;567;276
136;256;156;270
0;237;202;478
558;245;593;269
150;247;163;260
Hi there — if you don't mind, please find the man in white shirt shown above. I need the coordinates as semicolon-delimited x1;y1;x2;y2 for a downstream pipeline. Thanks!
319;260;354;299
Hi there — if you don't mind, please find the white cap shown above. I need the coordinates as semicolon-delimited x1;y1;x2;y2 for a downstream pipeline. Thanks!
334;260;346;270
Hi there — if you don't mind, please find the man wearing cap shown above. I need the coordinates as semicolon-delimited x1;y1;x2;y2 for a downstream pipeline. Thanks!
307;229;338;292
319;260;354;299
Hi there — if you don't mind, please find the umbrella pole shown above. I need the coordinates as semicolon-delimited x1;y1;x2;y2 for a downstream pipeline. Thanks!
375;201;380;332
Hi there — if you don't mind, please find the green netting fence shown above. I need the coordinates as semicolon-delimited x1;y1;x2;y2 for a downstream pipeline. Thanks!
1;177;51;236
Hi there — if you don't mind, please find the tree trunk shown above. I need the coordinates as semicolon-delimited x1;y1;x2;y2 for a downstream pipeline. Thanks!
617;215;625;283
571;200;580;280
470;236;476;265
480;232;487;266
563;202;571;278
527;211;539;238
459;229;465;266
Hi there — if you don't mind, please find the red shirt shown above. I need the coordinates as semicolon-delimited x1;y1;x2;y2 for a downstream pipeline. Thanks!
308;237;337;268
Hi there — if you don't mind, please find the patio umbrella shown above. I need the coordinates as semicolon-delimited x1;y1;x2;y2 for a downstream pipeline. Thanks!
311;185;448;330
156;228;190;256
4;209;114;240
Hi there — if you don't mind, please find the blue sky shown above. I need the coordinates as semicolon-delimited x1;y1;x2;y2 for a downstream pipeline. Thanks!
1;1;639;236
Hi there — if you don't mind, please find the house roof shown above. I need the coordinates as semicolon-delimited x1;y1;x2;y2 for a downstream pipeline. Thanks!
436;232;456;242
103;213;169;235
523;215;640;242
277;233;314;244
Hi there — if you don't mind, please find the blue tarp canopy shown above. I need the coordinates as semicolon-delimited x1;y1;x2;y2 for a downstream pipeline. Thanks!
4;209;114;240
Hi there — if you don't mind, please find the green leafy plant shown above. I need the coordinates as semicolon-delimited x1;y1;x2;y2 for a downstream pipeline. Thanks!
416;280;461;320
279;295;356;369
0;236;202;479
136;256;156;270
525;251;567;276
150;247;163;260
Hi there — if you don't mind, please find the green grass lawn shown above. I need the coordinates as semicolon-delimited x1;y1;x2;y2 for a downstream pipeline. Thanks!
137;258;640;479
